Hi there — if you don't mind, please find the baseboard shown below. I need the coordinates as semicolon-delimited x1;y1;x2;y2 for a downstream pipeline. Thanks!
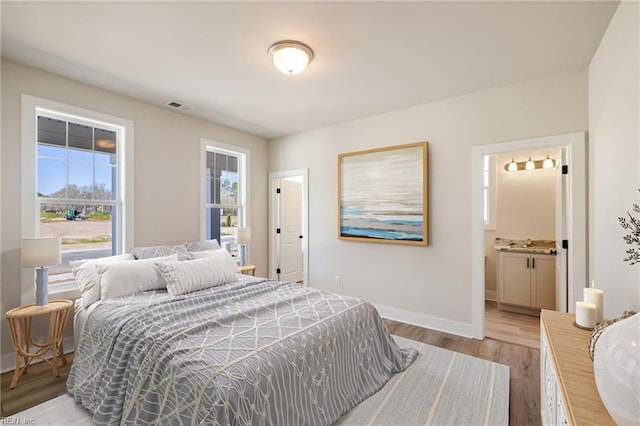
374;303;476;339
1;336;74;374
485;290;497;301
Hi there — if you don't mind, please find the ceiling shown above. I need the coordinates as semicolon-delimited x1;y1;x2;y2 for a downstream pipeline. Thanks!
1;1;618;139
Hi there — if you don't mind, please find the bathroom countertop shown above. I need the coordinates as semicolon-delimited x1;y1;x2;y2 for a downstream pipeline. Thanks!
493;238;557;255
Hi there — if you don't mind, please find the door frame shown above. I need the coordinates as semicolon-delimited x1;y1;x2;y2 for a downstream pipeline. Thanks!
268;169;309;286
471;132;586;339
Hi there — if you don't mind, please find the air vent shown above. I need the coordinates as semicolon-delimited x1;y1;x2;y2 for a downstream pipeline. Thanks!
166;101;194;112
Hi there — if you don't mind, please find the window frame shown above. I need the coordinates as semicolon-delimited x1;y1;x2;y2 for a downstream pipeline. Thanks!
483;154;497;230
21;95;134;303
200;138;249;244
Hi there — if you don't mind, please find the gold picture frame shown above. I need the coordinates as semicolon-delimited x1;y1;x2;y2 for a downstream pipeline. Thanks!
338;141;428;245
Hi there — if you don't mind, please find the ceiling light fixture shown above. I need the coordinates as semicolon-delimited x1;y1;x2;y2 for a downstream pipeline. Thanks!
268;40;314;75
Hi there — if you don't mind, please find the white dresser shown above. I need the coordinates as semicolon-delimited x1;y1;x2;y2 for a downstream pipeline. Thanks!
540;310;615;426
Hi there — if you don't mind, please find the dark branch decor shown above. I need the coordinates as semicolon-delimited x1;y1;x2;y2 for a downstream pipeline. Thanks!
619;188;640;265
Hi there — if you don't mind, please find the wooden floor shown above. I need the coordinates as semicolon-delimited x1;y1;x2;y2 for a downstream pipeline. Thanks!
1;308;541;424
485;300;541;349
1;352;74;417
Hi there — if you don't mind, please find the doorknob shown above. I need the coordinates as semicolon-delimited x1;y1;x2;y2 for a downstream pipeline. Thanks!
299;235;303;239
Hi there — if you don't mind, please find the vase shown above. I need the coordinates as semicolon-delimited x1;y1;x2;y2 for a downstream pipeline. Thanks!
593;312;640;425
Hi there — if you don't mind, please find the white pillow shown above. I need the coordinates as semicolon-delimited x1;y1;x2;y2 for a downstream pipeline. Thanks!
97;254;178;301
190;249;241;273
71;253;135;308
156;255;237;296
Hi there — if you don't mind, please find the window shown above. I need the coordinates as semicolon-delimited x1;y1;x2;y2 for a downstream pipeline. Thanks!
201;140;248;251
22;95;134;299
483;154;497;230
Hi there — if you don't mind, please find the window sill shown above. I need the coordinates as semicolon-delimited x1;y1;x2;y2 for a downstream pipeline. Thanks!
49;281;81;301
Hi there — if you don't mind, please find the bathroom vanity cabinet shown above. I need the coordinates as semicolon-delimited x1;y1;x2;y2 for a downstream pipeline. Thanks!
497;251;556;310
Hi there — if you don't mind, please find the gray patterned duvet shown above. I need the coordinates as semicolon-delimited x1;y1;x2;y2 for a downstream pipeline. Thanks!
68;279;417;425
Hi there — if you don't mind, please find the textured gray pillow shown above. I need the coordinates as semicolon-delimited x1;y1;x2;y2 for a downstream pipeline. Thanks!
132;244;191;261
184;239;221;252
156;255;237;296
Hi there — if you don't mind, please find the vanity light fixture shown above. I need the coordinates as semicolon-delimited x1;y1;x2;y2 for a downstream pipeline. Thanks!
504;155;557;172
268;40;314;75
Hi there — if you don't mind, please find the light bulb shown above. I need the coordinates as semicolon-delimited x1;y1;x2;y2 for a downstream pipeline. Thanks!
525;156;535;170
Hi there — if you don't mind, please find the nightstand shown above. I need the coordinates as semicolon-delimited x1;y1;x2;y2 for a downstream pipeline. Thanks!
5;299;73;389
239;264;256;276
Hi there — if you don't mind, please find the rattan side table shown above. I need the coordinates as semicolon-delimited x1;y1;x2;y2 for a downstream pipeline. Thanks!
5;299;72;389
239;264;256;276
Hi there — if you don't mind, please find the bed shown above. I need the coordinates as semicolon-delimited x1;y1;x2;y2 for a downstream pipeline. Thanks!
68;244;417;425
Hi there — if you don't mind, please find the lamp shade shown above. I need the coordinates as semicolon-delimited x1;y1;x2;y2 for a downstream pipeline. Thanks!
22;237;61;268
234;227;251;245
268;40;314;75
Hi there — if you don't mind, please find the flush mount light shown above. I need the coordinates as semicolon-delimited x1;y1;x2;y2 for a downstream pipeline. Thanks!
268;40;314;75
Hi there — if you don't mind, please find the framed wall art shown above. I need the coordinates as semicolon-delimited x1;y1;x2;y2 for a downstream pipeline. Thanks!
338;141;428;245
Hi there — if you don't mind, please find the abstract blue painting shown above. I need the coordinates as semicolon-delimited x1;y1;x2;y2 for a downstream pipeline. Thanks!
339;142;428;245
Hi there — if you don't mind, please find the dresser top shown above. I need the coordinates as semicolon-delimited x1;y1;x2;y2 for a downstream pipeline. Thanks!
541;309;615;425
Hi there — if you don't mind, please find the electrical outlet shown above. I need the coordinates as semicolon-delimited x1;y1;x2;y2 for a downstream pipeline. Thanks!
335;276;341;286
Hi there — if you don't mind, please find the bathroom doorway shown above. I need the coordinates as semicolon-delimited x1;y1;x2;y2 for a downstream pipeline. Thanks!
483;147;562;346
470;132;586;340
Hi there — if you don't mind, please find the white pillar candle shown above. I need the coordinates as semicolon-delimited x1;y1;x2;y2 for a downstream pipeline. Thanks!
584;288;604;324
576;301;597;328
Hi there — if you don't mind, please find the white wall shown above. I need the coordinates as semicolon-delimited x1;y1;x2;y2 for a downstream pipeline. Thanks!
485;147;560;295
0;60;269;367
270;69;588;336
589;0;640;316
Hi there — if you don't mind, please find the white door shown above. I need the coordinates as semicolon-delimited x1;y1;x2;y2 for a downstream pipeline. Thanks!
279;179;303;283
555;151;568;312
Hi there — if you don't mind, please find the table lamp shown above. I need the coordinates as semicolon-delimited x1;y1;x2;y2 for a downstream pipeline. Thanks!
22;237;61;306
234;227;251;266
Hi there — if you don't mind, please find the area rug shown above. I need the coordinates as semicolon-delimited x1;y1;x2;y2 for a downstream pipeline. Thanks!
9;336;509;425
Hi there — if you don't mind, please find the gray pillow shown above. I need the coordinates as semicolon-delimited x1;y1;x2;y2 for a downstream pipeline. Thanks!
131;244;191;261
184;239;221;252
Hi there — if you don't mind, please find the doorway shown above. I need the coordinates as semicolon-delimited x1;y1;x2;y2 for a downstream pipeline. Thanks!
471;132;587;340
485;147;563;305
483;147;562;347
268;169;309;286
